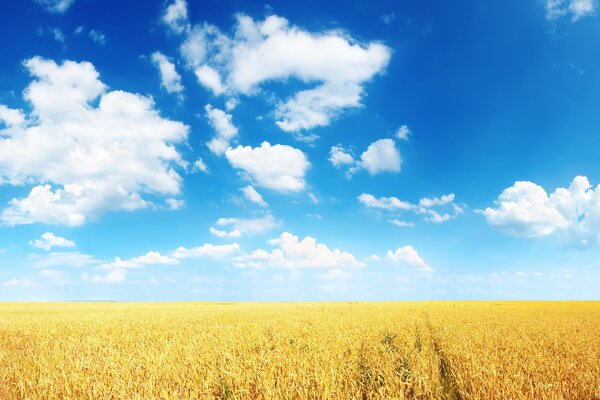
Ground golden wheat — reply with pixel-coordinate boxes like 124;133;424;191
0;302;598;399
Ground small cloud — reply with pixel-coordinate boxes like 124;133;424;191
30;232;76;251
241;185;268;207
395;125;411;141
88;29;107;46
379;12;396;24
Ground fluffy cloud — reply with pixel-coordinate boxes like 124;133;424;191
177;13;390;132
358;193;413;211
100;251;178;270
195;65;225;95
332;139;401;177
205;104;238;155
151;51;184;94
482;176;600;241
358;139;401;175
544;0;596;21
385;246;433;273
210;215;279;238
358;192;464;225
29;232;75;251
225;142;309;192
172;243;240;259
241;185;268;207
0;57;188;226
235;232;364;269
395;125;410;141
33;0;75;13
161;0;190;34
328;145;355;168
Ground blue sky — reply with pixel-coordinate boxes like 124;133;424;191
1;0;599;301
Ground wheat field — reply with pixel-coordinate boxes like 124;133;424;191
0;302;598;399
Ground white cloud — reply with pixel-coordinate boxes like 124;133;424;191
195;65;225;95
359;192;464;225
236;232;364;269
483;176;600;240
385;246;433;273
88;268;127;284
357;193;413;211
2;278;35;287
151;51;184;94
205;104;238;155
334;138;402;177
40;269;63;278
395;125;410;140
100;251;178;270
0;105;25;127
172;243;240;259
162;0;190;34
30;232;75;251
328;145;355;168
165;198;185;210
241;185;268;207
192;158;209;173
225;142;309;192
544;0;596;21
179;14;390;132
388;219;415;228
0;57;189;226
358;138;401;175
88;29;106;46
29;251;100;269
210;215;280;238
33;0;75;13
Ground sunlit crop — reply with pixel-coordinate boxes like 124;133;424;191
1;302;598;399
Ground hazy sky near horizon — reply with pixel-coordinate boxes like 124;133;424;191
1;0;599;301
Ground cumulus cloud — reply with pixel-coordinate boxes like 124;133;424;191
210;214;280;238
205;104;238;155
177;13;390;132
33;0;75;13
544;0;596;21
151;51;184;94
241;185;268;207
235;232;364;269
358;192;464;225
385;245;433;273
358;139;401;175
328;145;355;168
395;125;410;140
482;176;600;242
333;139;401;177
30;232;75;251
225;142;309;192
0;57;188;226
162;0;190;34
